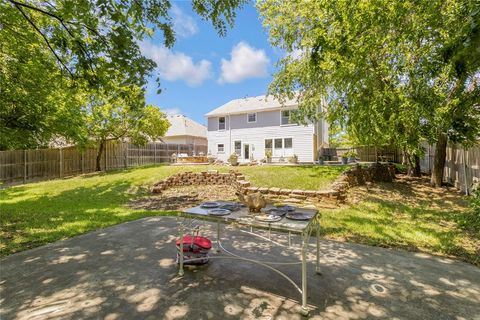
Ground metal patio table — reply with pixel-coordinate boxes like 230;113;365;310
178;202;321;315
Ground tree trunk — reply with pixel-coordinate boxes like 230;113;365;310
430;132;448;187
95;140;105;172
406;152;421;177
406;151;414;176
414;154;421;177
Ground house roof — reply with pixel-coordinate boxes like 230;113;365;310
165;115;207;138
205;94;299;117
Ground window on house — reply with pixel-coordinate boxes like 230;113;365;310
274;138;282;149
217;144;225;153
284;138;293;149
247;113;257;123
234;141;241;156
281;110;297;125
218;117;226;130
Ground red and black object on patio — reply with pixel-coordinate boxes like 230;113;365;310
176;234;212;265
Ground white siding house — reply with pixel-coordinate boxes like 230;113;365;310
206;95;328;163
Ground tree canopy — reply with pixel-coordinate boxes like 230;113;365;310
258;0;480;185
0;0;246;150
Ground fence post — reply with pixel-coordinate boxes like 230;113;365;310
124;143;128;168
23;150;27;184
59;148;64;178
154;143;157;164
81;151;84;174
104;142;108;171
463;147;469;195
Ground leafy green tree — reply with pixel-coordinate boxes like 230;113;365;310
80;85;170;171
0;4;83;149
258;0;480;185
0;0;246;150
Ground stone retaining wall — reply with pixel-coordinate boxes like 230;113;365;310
152;163;396;205
152;170;251;193
331;163;397;195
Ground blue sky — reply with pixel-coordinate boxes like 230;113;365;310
142;1;281;125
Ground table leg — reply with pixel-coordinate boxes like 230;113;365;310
316;222;321;275
216;221;221;253
178;224;184;277
301;231;309;316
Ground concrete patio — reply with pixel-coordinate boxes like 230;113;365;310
1;216;479;320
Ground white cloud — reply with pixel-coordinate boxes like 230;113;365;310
140;41;212;86
219;42;270;83
163;108;181;116
171;4;198;38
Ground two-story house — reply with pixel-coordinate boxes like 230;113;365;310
206;94;328;163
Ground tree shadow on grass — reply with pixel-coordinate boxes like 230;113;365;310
0;180;174;256
321;182;479;266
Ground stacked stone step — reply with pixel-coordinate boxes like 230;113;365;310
242;186;341;204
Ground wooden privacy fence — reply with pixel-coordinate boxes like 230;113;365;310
321;145;402;162
322;143;479;193
0;141;207;185
419;142;479;193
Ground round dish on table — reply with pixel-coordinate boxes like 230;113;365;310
207;208;231;216
200;201;221;209
285;212;314;221
264;208;288;217
219;203;241;211
255;214;282;222
275;205;296;212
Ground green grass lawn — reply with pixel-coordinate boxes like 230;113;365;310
0;164;345;256
320;177;479;266
1;164;477;266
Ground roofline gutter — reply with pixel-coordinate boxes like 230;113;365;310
203;104;299;118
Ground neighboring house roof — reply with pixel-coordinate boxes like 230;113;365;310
205;94;299;117
165;115;207;138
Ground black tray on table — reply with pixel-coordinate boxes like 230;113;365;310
200;201;221;209
275;205;296;212
219;203;242;211
264;208;288;217
285;212;315;221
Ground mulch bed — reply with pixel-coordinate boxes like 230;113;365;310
128;185;238;211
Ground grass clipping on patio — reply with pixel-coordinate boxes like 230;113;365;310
320;175;479;266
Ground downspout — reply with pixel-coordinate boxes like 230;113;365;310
229;115;232;157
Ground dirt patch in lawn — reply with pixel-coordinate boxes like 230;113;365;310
345;174;470;210
324;174;479;265
129;185;239;211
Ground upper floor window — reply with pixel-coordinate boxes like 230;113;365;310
281;110;297;125
218;116;226;130
247;113;257;123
